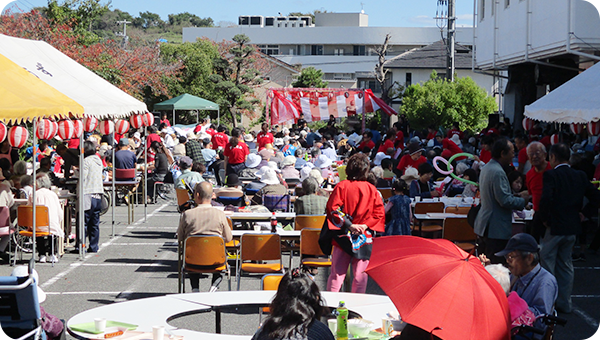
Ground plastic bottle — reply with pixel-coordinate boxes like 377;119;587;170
336;301;348;340
270;212;277;233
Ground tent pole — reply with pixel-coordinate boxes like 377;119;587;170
196;110;199;125
144;126;147;222
217;109;220;126
78;127;85;259
111;122;116;237
173;109;175;126
32;119;37;268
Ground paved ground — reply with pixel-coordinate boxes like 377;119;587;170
2;199;599;339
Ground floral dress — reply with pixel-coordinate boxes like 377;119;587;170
385;194;412;235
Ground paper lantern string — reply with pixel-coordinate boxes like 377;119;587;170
433;153;479;186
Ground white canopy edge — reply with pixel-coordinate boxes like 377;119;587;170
524;62;600;124
0;34;147;119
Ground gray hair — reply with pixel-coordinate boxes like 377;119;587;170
520;250;540;266
310;147;321;158
526;141;546;155
20;174;32;187
485;264;511;295
302;177;319;195
455;162;469;176
35;173;52;189
372;166;384;179
13;160;27;176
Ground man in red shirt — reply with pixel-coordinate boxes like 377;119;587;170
396;142;427;174
525;141;551;240
446;122;464;140
211;126;229;150
256;123;274;150
358;131;375;151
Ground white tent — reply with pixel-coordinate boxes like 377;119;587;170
0;34;147;119
524;62;600;123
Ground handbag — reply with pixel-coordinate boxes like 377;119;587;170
467;204;481;228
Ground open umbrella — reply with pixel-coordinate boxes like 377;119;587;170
365;236;510;340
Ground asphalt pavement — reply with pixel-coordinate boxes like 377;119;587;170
1;198;599;340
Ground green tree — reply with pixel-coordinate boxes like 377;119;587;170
132;11;163;29
292;66;328;88
43;0;110;44
287;9;327;23
402;71;497;132
210;34;262;128
168;12;213;27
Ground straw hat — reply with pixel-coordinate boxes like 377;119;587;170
245;153;261;168
244;134;254;143
11;266;45;303
281;155;297;168
401;166;420;182
255;166;280;185
314;155;332;169
186;131;198;140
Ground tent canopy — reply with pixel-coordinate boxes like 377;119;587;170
0;34;147;121
524;62;600;124
154;94;219;111
0;53;83;123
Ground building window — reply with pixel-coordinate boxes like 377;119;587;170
505;0;510;7
334;48;344;56
353;45;366;56
405;73;412;87
258;45;279;55
333;73;352;80
311;45;323;55
480;0;485;21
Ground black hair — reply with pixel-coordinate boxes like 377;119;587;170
150;141;163;153
507;170;523;187
463;168;478;183
346;153;370;181
491;138;512;160
481;134;495;146
83;140;96;157
230;128;241;147
363;131;373;139
418;162;433;175
217;125;226;133
392;180;409;195
549;143;570;164
261;270;325;339
192;162;206;174
178;136;187;144
40;156;52;169
381;158;393;170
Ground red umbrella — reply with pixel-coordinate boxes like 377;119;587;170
365;236;510;340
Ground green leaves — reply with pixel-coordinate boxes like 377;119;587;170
292;67;328;88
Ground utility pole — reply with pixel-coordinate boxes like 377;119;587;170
115;20;131;48
447;0;456;81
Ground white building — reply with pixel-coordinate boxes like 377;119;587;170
183;12;474;91
473;0;600;129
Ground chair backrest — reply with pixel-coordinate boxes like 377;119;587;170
115;168;136;180
445;206;471;215
217;196;243;207
176;188;192;207
378;188;393;200
0;206;9;228
294;215;327;231
414;202;445;214
263;195;290;212
261;273;284;291
17;206;49;228
240;233;281;262
0;275;42;337
245;188;259;196
300;228;327;257
218;169;226;186
442;217;476;242
284;178;301;188
184;235;227;268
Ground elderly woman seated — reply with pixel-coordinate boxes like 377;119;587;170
29;173;64;263
251;167;287;206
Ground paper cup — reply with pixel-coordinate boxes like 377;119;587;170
152;326;165;340
327;319;337;334
253;224;261;232
94;318;106;332
415;196;421;202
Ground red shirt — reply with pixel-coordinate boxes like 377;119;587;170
326;180;385;233
194;124;203;133
539;136;551;149
205;128;216;136
487;128;499;135
518;147;528;166
447;128;464;140
427;131;437;140
378;139;395;153
358;140;375;151
159;119;171;127
396;154;427;173
480;149;492;163
211;132;229;150
257;132;274;149
395;130;404;143
224;142;249;164
67;138;80;149
526;162;551;211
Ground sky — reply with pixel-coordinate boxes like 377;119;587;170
4;0;476;28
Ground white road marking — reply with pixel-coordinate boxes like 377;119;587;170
573;305;599;330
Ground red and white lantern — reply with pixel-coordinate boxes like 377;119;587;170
142;112;154;127
550;134;559;145
8;126;28;148
57;120;74;140
570;123;584;135
71;119;83;138
99;120;114;135
36;119;56;140
83;117;98;133
129;114;144;129
0;122;7;143
49;121;58;139
522;117;534;131
115;119;130;135
588;121;600;136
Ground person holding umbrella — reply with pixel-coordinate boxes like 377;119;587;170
321;153;385;293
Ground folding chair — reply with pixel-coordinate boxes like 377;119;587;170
259;273;285;323
216;196;243;207
284;178;301;188
442;217;477;253
378;188;393;201
263;195;290;212
179;235;231;293
225;218;240;261
15;206;54;266
412;202;444;237
0;267;45;339
444;206;471;215
237;233;283;290
294;215;327;231
176;188;195;213
114;168;136;181
300;228;331;271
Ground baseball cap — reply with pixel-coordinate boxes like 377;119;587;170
118;138;129;147
495;233;540;257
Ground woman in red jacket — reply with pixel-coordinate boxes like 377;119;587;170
324;153;385;293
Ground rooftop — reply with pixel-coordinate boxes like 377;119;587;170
384;40;473;69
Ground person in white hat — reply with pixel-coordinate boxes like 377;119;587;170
314;154;333;182
238;153;262;179
280;155;299;179
244;133;256;150
373;152;391;167
251;167;287;205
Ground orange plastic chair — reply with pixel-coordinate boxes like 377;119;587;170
16;206;52;265
442;217;477;253
179;235;231;293
237;233;283;290
445;206;471;215
259;273;285;322
225;218;240;252
176;188;195;213
300;228;331;270
294;215;326;231
378;188;393;200
412;202;445;236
